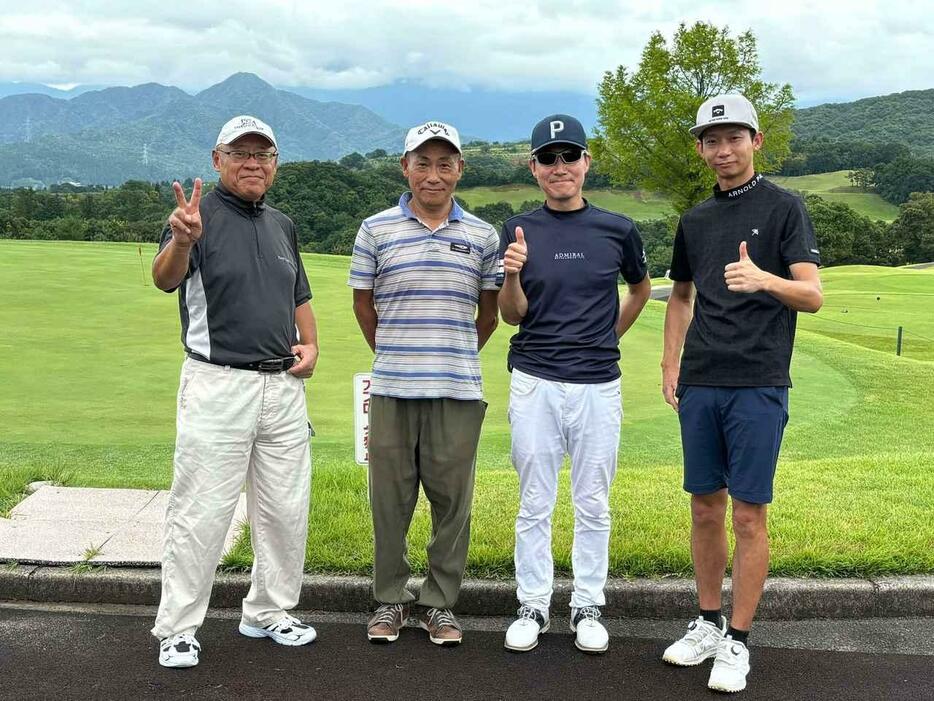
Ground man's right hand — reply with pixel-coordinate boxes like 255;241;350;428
503;226;527;276
168;179;203;247
661;363;680;412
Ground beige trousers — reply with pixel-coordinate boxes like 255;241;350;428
151;357;312;640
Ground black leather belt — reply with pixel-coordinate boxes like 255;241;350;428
188;354;296;373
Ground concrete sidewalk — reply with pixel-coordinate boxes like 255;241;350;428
1;485;932;620
0;484;246;566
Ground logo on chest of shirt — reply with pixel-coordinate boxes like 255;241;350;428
277;254;297;272
751;229;759;236
555;251;586;261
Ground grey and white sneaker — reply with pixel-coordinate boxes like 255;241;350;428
662;615;727;666
708;635;751;693
570;606;608;654
504;605;549;652
158;632;201;668
239;614;317;646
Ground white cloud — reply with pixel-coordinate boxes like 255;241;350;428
0;0;930;103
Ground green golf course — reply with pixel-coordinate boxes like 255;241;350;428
1;241;931;577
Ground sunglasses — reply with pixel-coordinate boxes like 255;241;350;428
532;148;587;166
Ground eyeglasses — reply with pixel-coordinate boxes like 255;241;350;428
217;149;278;163
532;148;587;166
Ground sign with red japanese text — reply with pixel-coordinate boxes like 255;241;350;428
353;373;371;465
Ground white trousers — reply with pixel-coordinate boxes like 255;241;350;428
151;357;312;640
509;369;622;612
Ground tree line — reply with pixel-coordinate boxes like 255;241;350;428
2;160;931;274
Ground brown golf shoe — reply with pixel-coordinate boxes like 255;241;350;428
366;603;409;643
416;607;463;646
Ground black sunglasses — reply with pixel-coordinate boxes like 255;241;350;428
532;148;587;166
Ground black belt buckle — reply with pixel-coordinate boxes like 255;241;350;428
257;357;294;373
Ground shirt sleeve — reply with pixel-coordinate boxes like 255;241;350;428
156;220;201;293
481;224;502;291
780;197;822;267
348;222;377;290
291;221;312;306
668;218;692;282
619;223;648;284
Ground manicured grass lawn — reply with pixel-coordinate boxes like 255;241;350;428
460;170;901;222
799;265;934;361
2;242;932;577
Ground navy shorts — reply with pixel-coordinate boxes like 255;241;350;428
677;385;789;504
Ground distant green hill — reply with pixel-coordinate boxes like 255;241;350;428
793;89;934;157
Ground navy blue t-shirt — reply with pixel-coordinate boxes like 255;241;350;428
499;202;648;383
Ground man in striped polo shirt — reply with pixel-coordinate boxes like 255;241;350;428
349;121;500;646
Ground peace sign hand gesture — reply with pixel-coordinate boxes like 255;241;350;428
168;178;203;247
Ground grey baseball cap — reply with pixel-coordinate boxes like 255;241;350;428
690;94;759;138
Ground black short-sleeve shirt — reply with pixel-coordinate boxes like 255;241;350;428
669;174;821;387
157;184;312;366
500;202;648;383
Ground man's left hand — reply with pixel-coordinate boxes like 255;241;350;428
724;241;772;293
289;343;319;378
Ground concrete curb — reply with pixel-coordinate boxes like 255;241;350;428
2;566;932;619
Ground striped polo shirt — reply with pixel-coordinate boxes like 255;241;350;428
348;193;500;400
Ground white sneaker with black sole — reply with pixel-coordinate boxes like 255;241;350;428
708;635;750;693
662;615;727;666
239;614;317;646
158;633;201;668
570;606;608;654
504;605;549;652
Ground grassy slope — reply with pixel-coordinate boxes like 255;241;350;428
460;170;900;222
1;242;932;576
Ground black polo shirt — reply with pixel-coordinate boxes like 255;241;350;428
669;173;821;387
158;183;312;366
500;201;648;383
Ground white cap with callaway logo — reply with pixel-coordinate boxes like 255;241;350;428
690;94;759;138
216;115;278;148
404;121;462;155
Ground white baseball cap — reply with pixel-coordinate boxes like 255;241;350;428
404;121;462;155
690;94;759;138
216;115;278;149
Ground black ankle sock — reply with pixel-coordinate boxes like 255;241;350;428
726;626;749;645
700;609;721;626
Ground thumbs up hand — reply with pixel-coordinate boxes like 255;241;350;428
724;241;769;293
504;226;528;276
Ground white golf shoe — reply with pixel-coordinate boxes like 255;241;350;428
662;615;727;666
708;635;751;693
504;605;549;652
570;606;608;654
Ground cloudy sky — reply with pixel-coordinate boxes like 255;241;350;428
1;0;931;105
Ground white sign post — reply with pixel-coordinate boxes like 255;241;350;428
353;373;371;465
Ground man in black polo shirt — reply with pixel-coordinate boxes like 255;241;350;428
498;114;651;654
150;115;319;668
660;94;823;693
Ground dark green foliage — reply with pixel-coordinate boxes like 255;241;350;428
472;201;514;231
872;156;934;204
803;194;894;266
792;89;934;157
781;139;909;176
888;193;934;264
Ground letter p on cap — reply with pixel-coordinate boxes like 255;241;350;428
549;120;565;140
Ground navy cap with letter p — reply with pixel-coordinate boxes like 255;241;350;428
530;114;588;154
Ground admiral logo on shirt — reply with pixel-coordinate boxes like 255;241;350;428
555;252;585;261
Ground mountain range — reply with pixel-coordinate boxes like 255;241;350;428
2;73;932;187
0;73;404;186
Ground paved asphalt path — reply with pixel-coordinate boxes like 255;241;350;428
1;605;931;700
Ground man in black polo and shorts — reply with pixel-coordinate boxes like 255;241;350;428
660;94;823;693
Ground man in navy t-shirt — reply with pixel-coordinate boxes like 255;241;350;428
498;114;651;654
660;94;823;693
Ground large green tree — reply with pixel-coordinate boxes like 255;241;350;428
592;22;795;213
